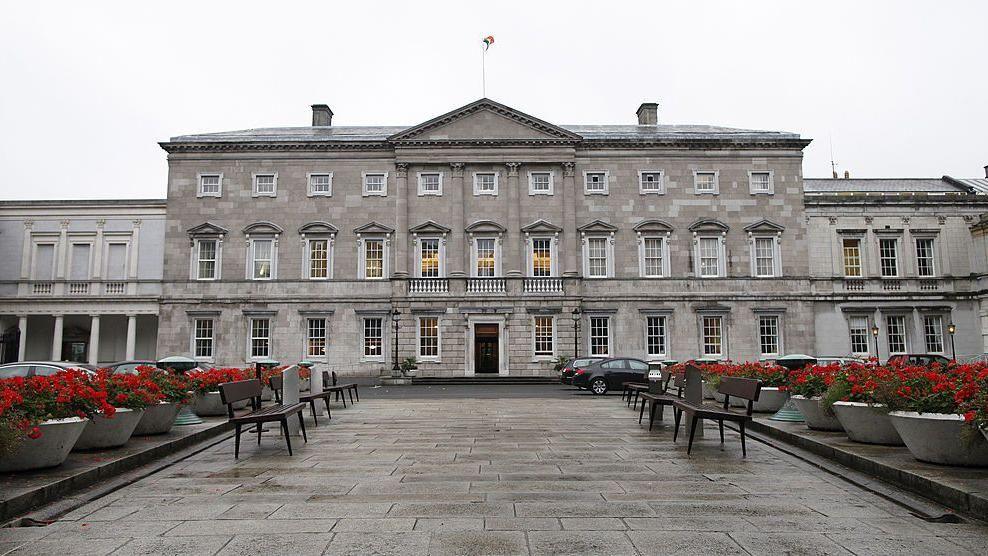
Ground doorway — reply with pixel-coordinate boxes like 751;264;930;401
474;323;499;373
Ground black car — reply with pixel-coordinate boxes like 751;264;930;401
105;360;158;374
571;357;650;395
887;354;951;367
560;356;605;385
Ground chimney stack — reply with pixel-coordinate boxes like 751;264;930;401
844;170;850;179
311;104;333;126
636;102;659;125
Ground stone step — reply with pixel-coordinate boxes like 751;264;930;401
411;375;560;385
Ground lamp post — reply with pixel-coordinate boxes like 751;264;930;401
572;307;581;358
947;322;956;361
392;308;402;371
871;324;880;361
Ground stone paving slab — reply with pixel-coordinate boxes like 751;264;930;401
1;390;987;554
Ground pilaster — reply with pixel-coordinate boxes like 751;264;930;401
449;163;466;277
505;162;522;277
562;162;578;276
394;163;409;278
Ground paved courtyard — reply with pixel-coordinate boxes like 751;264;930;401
3;386;988;555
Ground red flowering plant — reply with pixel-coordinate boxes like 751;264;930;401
92;369;161;411
258;366;288;388
700;361;788;389
135;366;192;405
186;367;250;394
783;363;841;398
298;366;311;380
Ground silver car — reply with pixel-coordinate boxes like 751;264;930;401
0;361;97;379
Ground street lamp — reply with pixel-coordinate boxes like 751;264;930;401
871;324;880;360
947;322;956;361
392;308;402;371
572;307;582;358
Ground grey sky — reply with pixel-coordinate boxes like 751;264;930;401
1;0;985;200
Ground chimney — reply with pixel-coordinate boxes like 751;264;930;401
636;102;659;125
311;104;333;126
984;164;987;179
844;170;850;179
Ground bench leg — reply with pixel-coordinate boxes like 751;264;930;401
341;392;347;408
740;420;747;458
297;412;308;443
719;420;725;444
639;399;647;423
687;415;699;456
354;386;359;402
281;419;293;456
234;424;242;459
633;391;640;409
309;400;318;426
257;423;263;445
649;402;659;431
324;397;332;419
349;388;354;404
673;408;682;441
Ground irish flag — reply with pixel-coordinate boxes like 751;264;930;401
482;35;494;51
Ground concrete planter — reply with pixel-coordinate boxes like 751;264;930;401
300;377;310;392
260;386;274;401
73;408;144;450
792;395;844;431
702;382;716;400
716;386;785;412
132;402;181;435
889;412;988;467
832;401;903;445
0;417;88;472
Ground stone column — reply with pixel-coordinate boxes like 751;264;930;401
93;219;105;279
88;315;101;366
393;163;409;278
129;219;142;279
51;314;64;360
126;315;137;360
20;221;33;280
562;162;579;277
17;316;27;360
449;163;466;277
56;220;69;279
505;163;522;277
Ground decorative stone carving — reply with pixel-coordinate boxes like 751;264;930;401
505;162;521;177
562;162;575;177
450;162;464;178
395;163;408;178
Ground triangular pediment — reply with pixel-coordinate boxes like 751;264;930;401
743;219;785;233
465;220;506;234
187;222;228;236
521;219;563;234
577;219;618;234
409;220;451;235
633;219;674;234
298;221;339;235
389;98;582;144
353;221;395;235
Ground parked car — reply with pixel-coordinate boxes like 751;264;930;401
887;354;951;367
571;357;650;395
560;356;605;385
815;356;867;366
105;360;158;374
0;361;97;379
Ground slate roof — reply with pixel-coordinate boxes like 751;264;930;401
803;178;985;195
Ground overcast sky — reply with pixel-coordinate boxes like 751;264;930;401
1;1;985;200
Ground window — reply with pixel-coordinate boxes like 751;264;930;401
419;238;440;278
843;238;862;278
307;239;329;279
253;174;277;197
363;172;387;196
586;238;608;278
531;238;552;277
363;239;384;279
308;173;332;196
698;237;721;277
584;171;608;194
106;243;128;280
249;318;270;359
32;243;56;280
589;316;610;356
534;316;554;356
754;237;776;277
694;171;718;194
923;315;944;354
639;171;664;194
473;172;498;195
642;238;665;277
749;171;773;194
250;239;274;280
307;318;327;357
193;319;213;360
886;315;907;354
646;315;667;357
198;173;221;197
476;238;496;277
196;240;218;280
418;172;442;196
849;316;870;355
702;316;723;357
759;315;780;357
879;238;899;277
363;318;383;358
915;238;935;277
529;172;553;195
69;243;92;280
419;317;439;358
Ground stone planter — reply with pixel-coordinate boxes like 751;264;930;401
192;391;247;416
132;402;181;435
300;377;310;392
702;381;716;400
889;412;988;467
0;417;88;472
260;386;274;401
792;395;844;431
831;401;903;445
73;408;145;450
715;387;786;412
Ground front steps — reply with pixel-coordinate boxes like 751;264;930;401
410;375;561;386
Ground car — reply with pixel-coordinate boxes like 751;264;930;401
560;356;605;385
0;361;97;379
105;360;158;374
571;357;650;395
887;354;951;367
815;356;867;366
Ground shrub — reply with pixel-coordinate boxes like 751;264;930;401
186;367;251;394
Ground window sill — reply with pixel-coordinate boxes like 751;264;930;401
749;191;774;195
251;193;277;198
196;193;222;198
362;191;387;197
529;191;553;196
307;192;332;197
584;191;609;195
694;191;719;195
474;191;498;196
639;190;665;196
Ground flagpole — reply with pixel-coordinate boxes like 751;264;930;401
482;43;486;97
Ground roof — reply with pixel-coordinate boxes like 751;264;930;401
803;178;986;195
0;199;166;207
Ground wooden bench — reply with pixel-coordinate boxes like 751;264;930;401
270;374;332;425
323;371;359;406
672;376;761;457
622;382;649;409
639;372;685;430
219;379;308;458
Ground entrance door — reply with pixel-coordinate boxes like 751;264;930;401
474;324;499;374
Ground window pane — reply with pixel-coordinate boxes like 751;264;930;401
363;318;382;357
476;173;496;192
255;174;275;193
365;240;383;278
923;315;944;354
34;244;55;280
842;238;862;277
695;172;716;192
309;240;328;278
916;238;935;277
646;316;666;357
421;173;440;192
250;318;270;357
751;172;770;192
879;239;898;277
531;173;550;192
589;317;609;356
420;239;440;277
307;318;327;357
476;238;495;277
586;173;606;192
252;240;272;279
534;316;553;355
197;240;217;279
365;174;384;193
532;238;552;277
759;316;779;356
849;316;870;354
200;175;220;193
641;172;662;192
886;315;907;354
587;238;607;277
699;238;720;277
310;174;331;193
194;319;213;358
702;316;723;356
644;238;663;276
419;317;439;357
755;237;775;277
